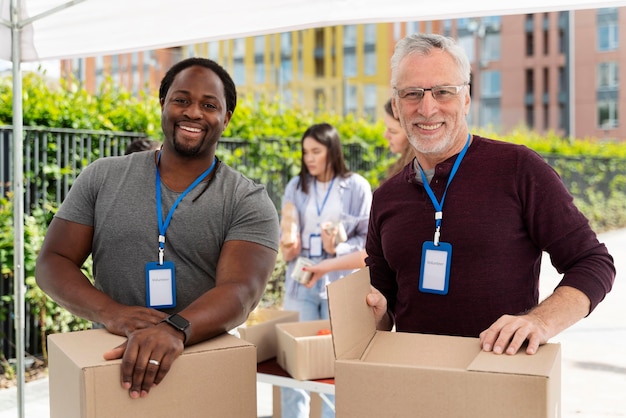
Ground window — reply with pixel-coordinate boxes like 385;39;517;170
597;62;619;89
597;8;619;51
280;32;292;53
255;59;265;84
443;20;452;37
482;33;501;62
233;38;245;59
558;103;567;130
525;69;534;94
208;42;220;61
558;67;566;92
343;54;357;78
363;24;377;44
526;105;535;128
363;84;377;119
598;100;618;129
343;25;357;47
393;22;402;41
254;36;265;55
344;83;357;115
526;32;534;56
481;71;501;98
233;59;245;85
458;36;475;63
480;101;501;129
280;59;293;84
596;60;619;129
364;50;376;76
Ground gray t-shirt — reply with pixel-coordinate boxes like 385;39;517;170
55;150;279;312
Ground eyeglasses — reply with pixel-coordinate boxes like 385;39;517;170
394;84;467;103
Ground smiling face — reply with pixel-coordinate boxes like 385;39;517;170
392;49;471;168
302;136;332;181
160;65;232;158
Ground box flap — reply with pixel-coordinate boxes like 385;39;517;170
48;329;126;369
467;342;561;377
327;268;376;361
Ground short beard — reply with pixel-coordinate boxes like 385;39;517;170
172;136;202;157
406;131;454;156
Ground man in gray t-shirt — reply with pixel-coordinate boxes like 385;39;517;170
35;57;279;399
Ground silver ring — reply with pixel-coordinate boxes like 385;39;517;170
148;359;160;366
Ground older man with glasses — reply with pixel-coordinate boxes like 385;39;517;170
365;33;615;356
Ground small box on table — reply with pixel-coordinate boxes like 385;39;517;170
236;308;299;362
275;319;335;381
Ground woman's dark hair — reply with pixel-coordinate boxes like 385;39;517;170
125;137;160;155
298;123;350;194
159;57;237;114
383;98;394;118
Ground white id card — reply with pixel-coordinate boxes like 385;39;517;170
309;234;323;257
419;241;452;295
145;261;176;308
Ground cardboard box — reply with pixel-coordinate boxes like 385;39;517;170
48;328;257;418
327;268;562;418
275;319;334;380
236;308;299;362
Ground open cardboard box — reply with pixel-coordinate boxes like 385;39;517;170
327;268;561;418
48;328;256;418
275;319;335;381
236;308;299;362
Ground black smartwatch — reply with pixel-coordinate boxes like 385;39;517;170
160;314;191;344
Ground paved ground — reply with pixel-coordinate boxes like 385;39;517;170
0;228;624;418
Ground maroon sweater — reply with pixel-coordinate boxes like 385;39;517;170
366;135;615;337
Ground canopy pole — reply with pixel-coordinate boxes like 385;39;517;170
10;0;26;417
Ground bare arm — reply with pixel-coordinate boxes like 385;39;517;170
479;285;590;355
35;217;165;332
304;250;367;288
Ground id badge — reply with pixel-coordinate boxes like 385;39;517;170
145;261;176;308
309;234;323;257
419;241;452;295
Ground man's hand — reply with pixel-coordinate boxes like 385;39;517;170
103;322;185;398
479;313;549;355
480;286;590;355
100;305;167;337
365;286;393;331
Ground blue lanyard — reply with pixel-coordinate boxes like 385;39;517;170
313;176;335;217
155;152;217;264
417;133;471;246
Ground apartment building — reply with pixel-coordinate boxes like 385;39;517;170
60;7;625;141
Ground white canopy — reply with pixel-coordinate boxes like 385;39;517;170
3;0;626;62
2;1;626;417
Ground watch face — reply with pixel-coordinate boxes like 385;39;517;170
168;314;189;329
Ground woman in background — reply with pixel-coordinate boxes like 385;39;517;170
382;98;414;179
279;122;372;418
304;99;414;281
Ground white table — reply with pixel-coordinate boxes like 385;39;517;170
256;358;335;412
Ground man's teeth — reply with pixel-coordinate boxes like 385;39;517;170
180;126;201;132
417;123;442;131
